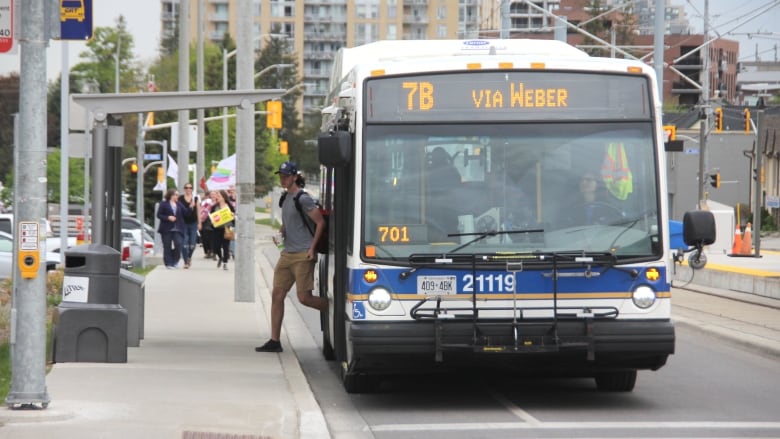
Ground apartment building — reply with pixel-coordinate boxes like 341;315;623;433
161;0;482;116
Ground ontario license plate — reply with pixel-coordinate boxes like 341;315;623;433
417;275;456;295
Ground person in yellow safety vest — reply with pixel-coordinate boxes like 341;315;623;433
600;143;633;201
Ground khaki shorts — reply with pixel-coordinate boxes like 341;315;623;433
273;251;316;293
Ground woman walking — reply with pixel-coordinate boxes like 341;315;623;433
210;190;235;271
157;188;188;269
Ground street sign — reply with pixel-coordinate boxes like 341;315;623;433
0;0;15;54
144;153;161;161
60;0;92;41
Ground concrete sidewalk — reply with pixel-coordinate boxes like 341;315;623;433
0;223;329;439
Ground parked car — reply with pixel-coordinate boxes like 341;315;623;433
0;213;77;255
120;230;144;269
122;216;155;238
0;230;61;279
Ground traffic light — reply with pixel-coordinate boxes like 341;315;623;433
157;166;164;183
266;100;282;129
130;162;139;174
709;172;720;188
279;140;288;155
744;108;751;133
714;107;723;133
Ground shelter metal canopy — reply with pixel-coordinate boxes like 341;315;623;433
71;89;285;248
71;89;286;119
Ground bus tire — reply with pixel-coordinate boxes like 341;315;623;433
595;370;637;392
343;372;380;394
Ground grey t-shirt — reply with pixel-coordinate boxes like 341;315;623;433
281;190;317;253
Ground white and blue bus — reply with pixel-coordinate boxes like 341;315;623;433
316;39;714;393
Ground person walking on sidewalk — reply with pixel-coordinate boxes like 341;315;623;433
157;188;189;269
180;183;200;268
200;190;216;259
210;190;235;271
256;161;327;353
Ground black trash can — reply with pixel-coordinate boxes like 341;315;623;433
62;244;121;304
53;244;127;363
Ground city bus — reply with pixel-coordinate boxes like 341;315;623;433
316;39;714;393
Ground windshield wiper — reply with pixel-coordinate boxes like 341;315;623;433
447;228;544;254
537;250;638;278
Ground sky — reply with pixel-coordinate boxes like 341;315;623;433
683;0;779;63
0;0;777;81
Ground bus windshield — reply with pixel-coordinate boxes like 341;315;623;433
362;122;661;261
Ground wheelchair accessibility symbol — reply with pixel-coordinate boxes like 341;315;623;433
352;302;366;320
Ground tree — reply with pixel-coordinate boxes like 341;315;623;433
71;16;142;93
580;0;638;58
253;36;310;194
0;74;20;185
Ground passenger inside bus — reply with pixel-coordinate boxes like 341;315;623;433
425;146;462;241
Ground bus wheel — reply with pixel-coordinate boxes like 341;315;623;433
343;372;380;394
595;370;637;392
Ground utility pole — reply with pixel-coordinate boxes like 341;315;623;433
697;0;710;208
6;0;51;408
177;0;190;189
753;110;764;255
653;0;665;108
500;0;510;39
235;0;255;302
196;0;205;186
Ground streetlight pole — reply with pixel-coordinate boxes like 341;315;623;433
236;0;254;302
115;33;121;93
253;63;293;81
177;0;190;190
222;48;232;159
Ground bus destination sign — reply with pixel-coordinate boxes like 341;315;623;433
366;71;651;123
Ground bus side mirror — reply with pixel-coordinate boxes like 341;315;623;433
318;131;352;167
682;210;716;249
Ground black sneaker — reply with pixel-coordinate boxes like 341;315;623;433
255;339;283;353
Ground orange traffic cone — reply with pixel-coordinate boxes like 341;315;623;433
731;224;743;255
740;222;753;255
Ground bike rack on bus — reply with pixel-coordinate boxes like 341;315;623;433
409;253;620;362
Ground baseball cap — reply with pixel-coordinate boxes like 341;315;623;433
275;161;298;175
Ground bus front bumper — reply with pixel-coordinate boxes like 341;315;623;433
347;318;674;372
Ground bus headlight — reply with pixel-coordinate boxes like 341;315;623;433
632;285;656;309
367;287;393;311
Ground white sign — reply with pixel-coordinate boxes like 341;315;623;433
0;0;15;54
767;195;780;209
170;123;198;152
62;276;89;303
18;221;39;251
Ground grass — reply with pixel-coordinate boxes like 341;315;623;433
0;342;9;399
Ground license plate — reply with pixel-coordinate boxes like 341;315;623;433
417;275;456;295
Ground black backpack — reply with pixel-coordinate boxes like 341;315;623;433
279;191;329;254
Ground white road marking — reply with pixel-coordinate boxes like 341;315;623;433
488;389;542;426
369;421;780;432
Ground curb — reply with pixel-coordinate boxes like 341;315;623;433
254;231;331;439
